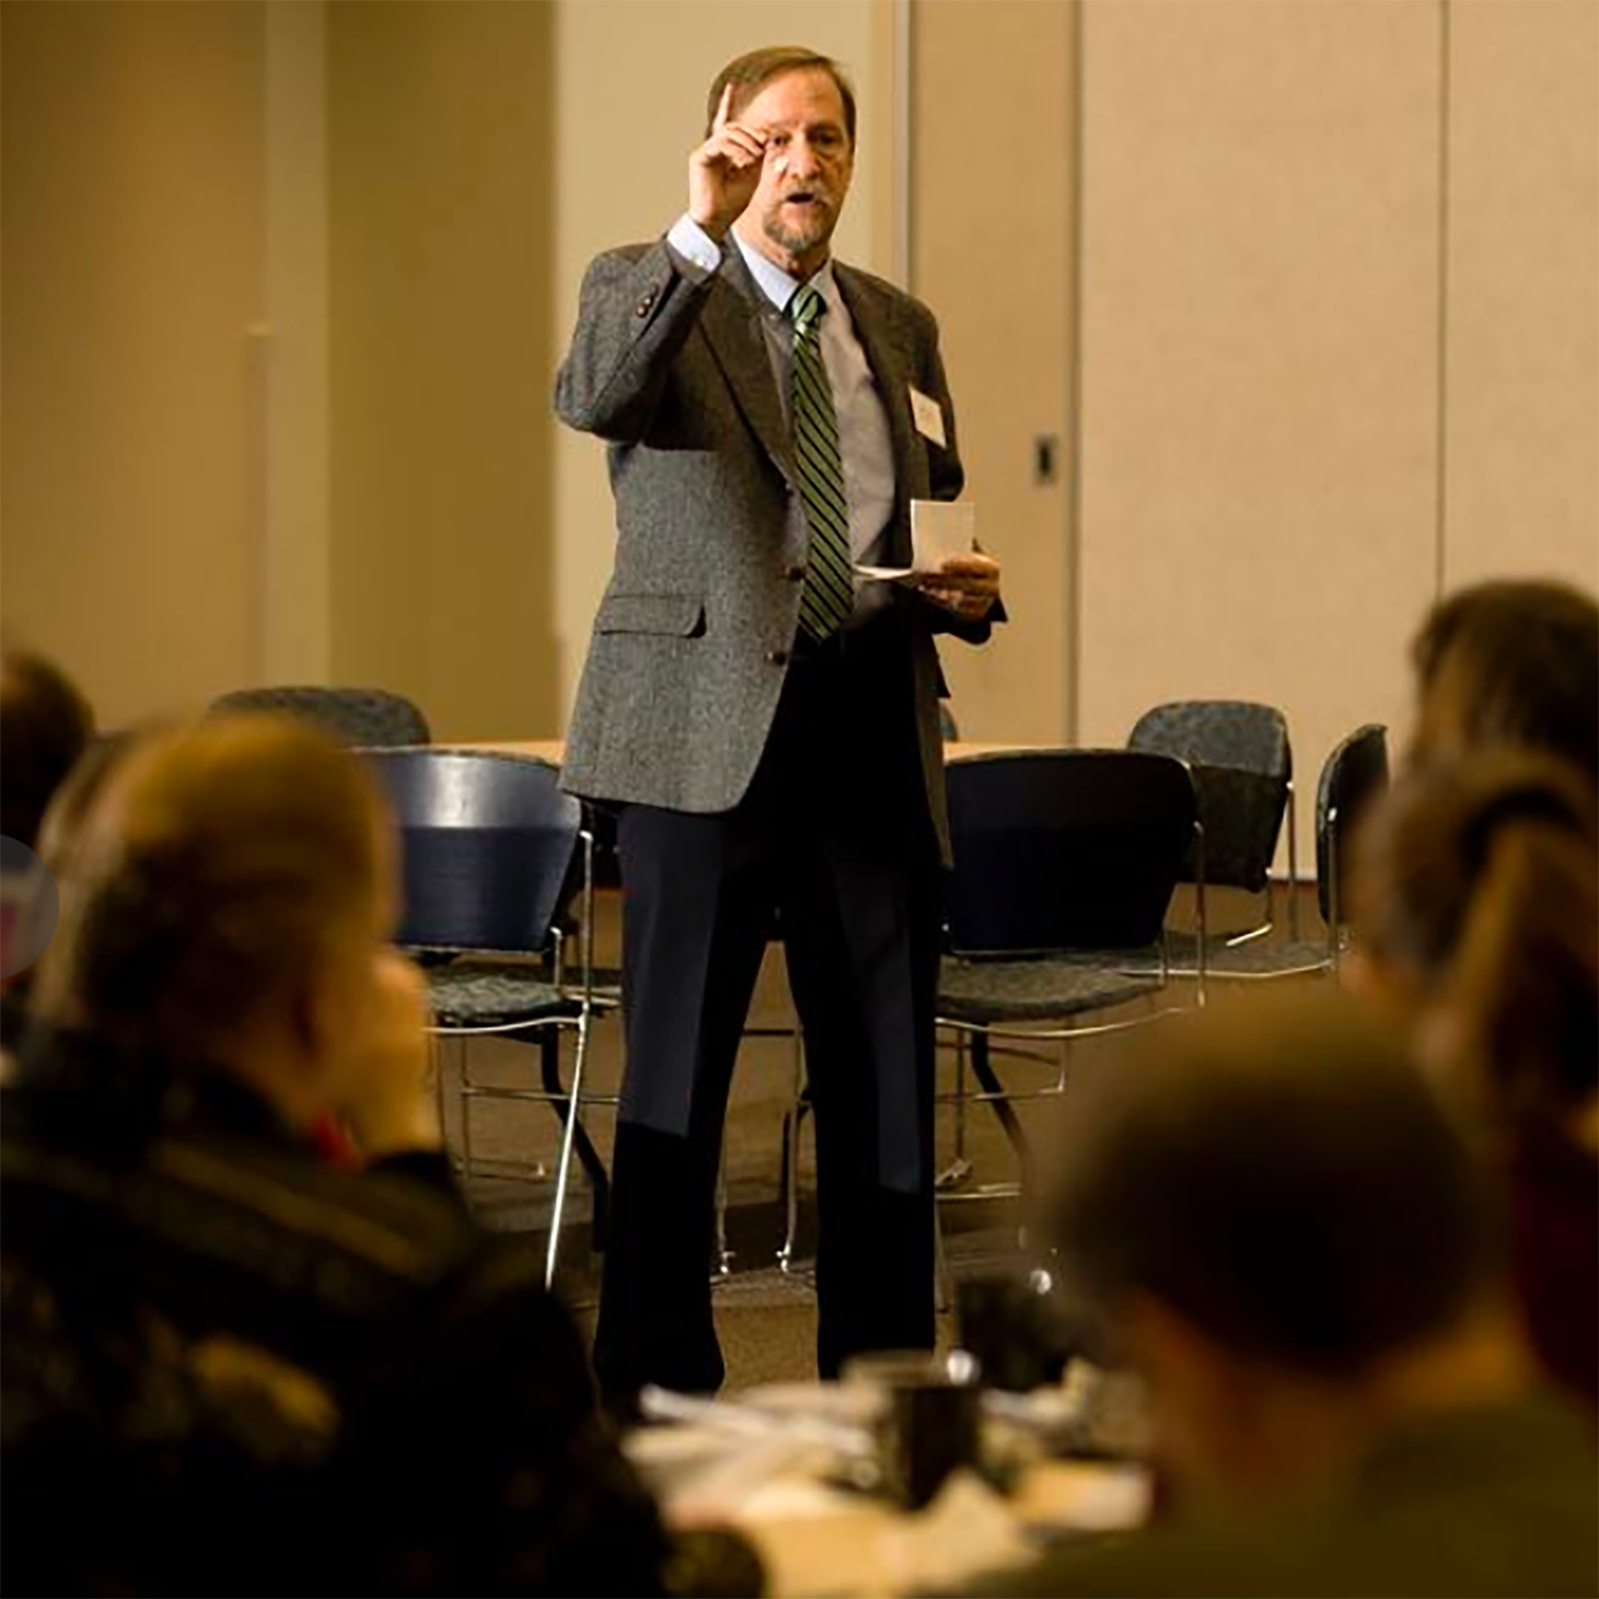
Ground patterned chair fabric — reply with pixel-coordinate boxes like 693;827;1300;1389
209;685;431;748
1128;700;1292;894
938;955;1158;1026
423;962;580;1031
1128;699;1291;777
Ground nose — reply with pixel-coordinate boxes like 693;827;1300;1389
785;134;823;178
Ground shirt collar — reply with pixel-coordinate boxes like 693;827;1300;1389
733;231;838;321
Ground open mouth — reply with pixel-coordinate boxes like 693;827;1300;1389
783;191;824;208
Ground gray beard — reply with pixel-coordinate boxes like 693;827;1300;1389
763;204;833;262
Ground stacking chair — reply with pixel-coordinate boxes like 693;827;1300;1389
1316;723;1390;969
1127;699;1299;970
364;749;606;1288
936;749;1205;1179
210;684;431;747
776;749;1203;1280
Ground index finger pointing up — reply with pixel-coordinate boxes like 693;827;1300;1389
714;81;734;132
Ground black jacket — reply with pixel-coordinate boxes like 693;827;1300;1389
1;1031;673;1597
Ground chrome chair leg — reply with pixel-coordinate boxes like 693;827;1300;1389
1326;804;1343;974
712;1137;734;1281
934;1201;953;1315
1286;778;1302;942
545;1013;591;1290
936;1035;974;1190
777;1029;807;1272
458;1036;475;1183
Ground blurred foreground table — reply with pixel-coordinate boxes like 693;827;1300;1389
625;1381;1150;1599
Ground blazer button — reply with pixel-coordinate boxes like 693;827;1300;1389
766;649;789;667
783;564;806;583
635;290;657;318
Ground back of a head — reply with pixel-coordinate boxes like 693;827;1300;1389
0;649;95;849
33;717;388;1068
1048;990;1493;1381
1410;580;1599;783
1352;750;1599;1133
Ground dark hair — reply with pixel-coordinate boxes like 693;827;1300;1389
1047;991;1493;1379
1;649;95;848
1353;750;1599;1132
1410;580;1599;783
706;46;856;144
35;718;389;1067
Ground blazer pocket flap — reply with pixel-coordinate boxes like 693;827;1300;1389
596;591;705;637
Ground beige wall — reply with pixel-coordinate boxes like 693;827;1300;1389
911;0;1077;743
550;0;897;718
263;0;332;687
1;0;267;724
1076;0;1444;852
328;0;560;739
1445;0;1599;592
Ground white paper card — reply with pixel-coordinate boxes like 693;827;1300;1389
908;385;948;447
855;499;978;581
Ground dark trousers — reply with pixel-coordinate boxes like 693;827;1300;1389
592;616;943;1402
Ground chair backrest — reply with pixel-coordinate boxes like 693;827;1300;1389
209;685;431;748
1127;699;1291;778
364;750;579;955
1315;723;1389;925
945;750;1198;956
1127;700;1291;893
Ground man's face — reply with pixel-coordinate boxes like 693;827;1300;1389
732;67;854;275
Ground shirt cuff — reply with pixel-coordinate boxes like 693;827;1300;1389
666;213;724;279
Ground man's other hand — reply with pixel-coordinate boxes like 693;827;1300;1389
914;551;1002;620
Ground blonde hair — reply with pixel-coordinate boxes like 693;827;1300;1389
35;717;389;1067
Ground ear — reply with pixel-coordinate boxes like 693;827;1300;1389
1123;1294;1260;1496
291;956;347;1080
1339;942;1416;1014
1125;1294;1232;1400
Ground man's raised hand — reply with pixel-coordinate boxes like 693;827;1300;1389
689;83;767;240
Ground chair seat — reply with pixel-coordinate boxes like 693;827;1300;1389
1117;930;1331;979
938;955;1162;1025
423;961;583;1030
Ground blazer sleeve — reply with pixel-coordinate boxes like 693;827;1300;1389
554;238;718;444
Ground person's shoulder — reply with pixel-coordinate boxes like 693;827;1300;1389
583;238;675;278
834;261;939;330
224;1134;491;1277
594;239;658;265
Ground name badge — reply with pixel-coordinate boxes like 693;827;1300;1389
908;385;947;448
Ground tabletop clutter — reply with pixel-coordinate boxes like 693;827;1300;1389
625;1270;1154;1597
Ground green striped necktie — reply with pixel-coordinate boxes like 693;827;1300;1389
790;283;854;641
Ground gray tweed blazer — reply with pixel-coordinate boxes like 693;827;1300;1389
554;235;996;861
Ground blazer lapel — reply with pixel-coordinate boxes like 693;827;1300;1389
700;249;795;487
835;267;924;567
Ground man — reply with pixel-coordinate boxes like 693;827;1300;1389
555;46;1002;1403
967;991;1599;1598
